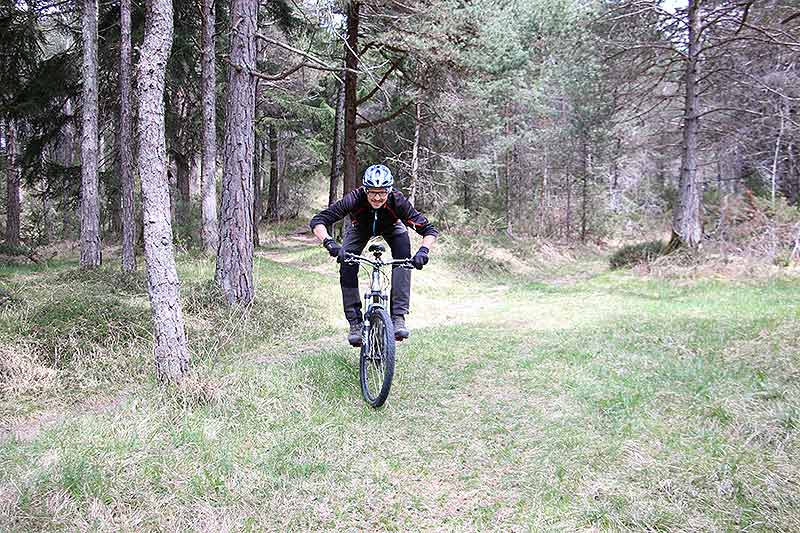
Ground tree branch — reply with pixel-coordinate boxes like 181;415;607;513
356;58;403;106
356;100;414;130
255;33;360;79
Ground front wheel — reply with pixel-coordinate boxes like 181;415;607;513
359;307;396;408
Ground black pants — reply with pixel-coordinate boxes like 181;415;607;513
340;222;411;322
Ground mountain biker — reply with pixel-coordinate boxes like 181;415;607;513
310;164;439;347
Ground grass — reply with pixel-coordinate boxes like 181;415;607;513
1;237;799;530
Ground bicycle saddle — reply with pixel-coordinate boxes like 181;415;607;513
368;244;385;254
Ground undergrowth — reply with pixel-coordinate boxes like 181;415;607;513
609;240;666;269
0;257;323;421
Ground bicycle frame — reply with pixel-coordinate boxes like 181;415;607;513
343;247;412;314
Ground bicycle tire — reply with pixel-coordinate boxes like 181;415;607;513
359;307;396;408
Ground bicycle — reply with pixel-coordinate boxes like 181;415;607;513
343;243;414;408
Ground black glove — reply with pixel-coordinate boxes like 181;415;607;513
323;238;341;258
411;246;429;270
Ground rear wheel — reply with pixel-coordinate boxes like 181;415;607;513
359;307;395;408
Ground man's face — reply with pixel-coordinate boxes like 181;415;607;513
366;188;389;208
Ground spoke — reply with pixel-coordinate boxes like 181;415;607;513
367;317;384;397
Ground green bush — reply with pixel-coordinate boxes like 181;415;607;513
0;241;33;257
609;240;665;269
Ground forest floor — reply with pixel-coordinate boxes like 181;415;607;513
1;230;799;531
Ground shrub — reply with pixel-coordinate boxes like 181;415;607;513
609;240;665;269
0;241;33;257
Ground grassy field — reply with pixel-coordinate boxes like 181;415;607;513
1;236;799;531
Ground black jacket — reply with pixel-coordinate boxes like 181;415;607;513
310;187;439;238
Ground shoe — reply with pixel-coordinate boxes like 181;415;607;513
392;315;409;341
347;320;363;347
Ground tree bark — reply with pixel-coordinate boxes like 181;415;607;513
5;121;20;246
580;136;588;243
460;128;469;210
200;0;219;254
669;0;703;250
59;100;77;239
120;0;136;272
566;173;572;238
80;0;102;267
609;137;621;213
253;133;262;246
343;1;360;194
215;0;257;305
174;150;192;231
266;124;279;219
538;147;548;235
409;101;421;206
328;75;345;206
137;0;190;381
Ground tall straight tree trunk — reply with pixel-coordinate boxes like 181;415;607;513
538;147;548;234
503;111;513;235
59;100;77;239
609;137;621;212
5;121;20;246
200;0;219;254
81;0;101;267
120;0;136;272
460;129;469;209
174;150;192;230
409;101;421;206
669;0;703;250
328;75;345;206
277;131;288;206
580;136;588;243
565;173;572;238
253;134;262;246
342;1;360;194
266;124;279;219
215;0;256;305
137;0;190;381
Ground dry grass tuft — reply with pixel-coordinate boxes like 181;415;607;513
0;342;58;397
169;374;226;409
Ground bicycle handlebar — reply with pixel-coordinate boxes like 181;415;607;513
343;253;414;269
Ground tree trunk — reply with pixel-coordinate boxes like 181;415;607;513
609;137;621;213
669;0;703;251
277;131;288;207
42;181;52;244
200;0;219;254
137;0;190;381
266;124;279;219
215;0;256;305
580;136;588;243
538;146;549;235
59;100;77;239
407;101;422;206
120;0;136;271
460;128;469;210
328;76;345;206
174;150;192;231
253;134;262;246
566;173;572;238
343;1;360;194
5;121;20;246
81;0;102;267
